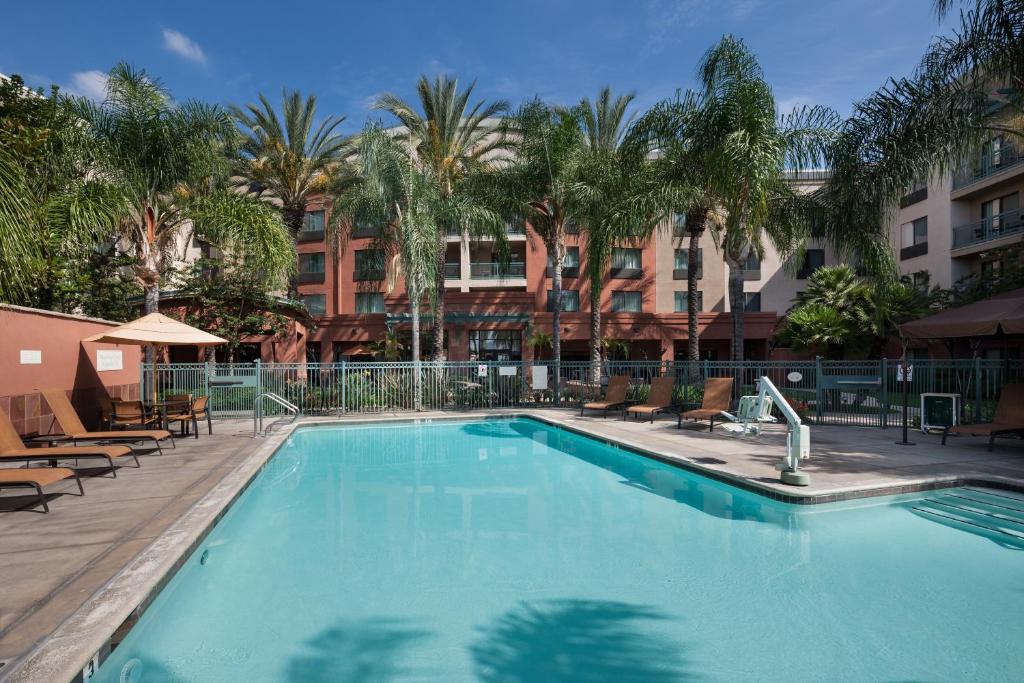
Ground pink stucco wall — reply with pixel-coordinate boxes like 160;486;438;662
0;305;142;435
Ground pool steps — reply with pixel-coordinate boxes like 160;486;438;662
912;488;1024;546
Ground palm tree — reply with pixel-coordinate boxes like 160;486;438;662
569;87;664;380
696;36;837;360
332;123;442;409
374;75;508;361
231;90;350;237
72;64;295;317
488;98;585;401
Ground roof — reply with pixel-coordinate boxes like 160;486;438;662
900;288;1024;339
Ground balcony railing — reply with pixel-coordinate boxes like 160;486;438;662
952;208;1024;249
469;262;526;279
296;229;325;242
953;144;1024;190
443;262;461;279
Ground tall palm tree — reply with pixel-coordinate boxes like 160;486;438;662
488;98;585;401
570;87;664;380
696;36;837;360
374;75;508;361
333;123;441;409
72;63;295;317
231;90;350;237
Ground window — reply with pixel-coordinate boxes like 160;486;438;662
301;210;325;234
611;290;642;312
742;253;761;280
673;248;702;279
674;291;703;312
355;292;385;313
352;219;379;239
744;292;762;312
547;247;580;277
547;289;580;312
565;219;580;234
354;249;384;281
468;330;522;361
305;342;321;363
797;249;825;278
298;252;326;283
982;192;1020;233
610;247;642;278
672;213;687;236
900;217;928;260
301;294;326;316
900;183;928;208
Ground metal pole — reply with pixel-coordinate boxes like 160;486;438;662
880;357;888;429
895;351;915;446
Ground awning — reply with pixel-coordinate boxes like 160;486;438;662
900;288;1024;339
344;345;373;356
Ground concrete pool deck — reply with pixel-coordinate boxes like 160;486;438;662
2;409;1023;681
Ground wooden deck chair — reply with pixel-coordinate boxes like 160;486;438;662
624;376;676;423
41;389;173;455
678;377;734;432
0;407;139;477
0;467;83;513
942;383;1024;451
580;376;631;417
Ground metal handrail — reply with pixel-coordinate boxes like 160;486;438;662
255;392;300;436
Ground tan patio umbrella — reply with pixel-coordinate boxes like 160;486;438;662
83;312;226;403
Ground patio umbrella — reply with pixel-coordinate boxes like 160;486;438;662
900;288;1024;339
82;312;226;403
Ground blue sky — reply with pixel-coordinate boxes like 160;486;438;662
1;1;957;132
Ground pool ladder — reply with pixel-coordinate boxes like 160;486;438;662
254;392;300;437
912;488;1024;549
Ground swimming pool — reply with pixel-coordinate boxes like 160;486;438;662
93;418;1024;682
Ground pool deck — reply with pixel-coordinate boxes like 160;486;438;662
2;409;1023;682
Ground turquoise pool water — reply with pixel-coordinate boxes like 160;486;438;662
94;418;1024;682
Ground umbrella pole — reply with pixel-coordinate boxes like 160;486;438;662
151;344;158;406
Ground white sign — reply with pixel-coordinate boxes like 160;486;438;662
19;350;41;365
498;365;517;376
897;364;914;382
786;371;803;383
477;364;488;377
531;365;549;391
96;349;124;371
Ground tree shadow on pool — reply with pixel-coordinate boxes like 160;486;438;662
285;617;433;683
470;599;698;682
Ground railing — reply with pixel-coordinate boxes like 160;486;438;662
951;208;1024;249
469;262;526;279
149;359;1023;428
953;144;1023;190
255;392;300;436
443;262;461;279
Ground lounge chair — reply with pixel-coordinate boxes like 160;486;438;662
941;383;1024;451
41;389;174;454
580;376;631;417
0;408;139;477
624;376;676;422
164;395;212;438
110;400;163;430
678;377;734;432
0;467;83;513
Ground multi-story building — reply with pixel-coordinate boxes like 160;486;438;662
294;172;840;363
892;132;1023;291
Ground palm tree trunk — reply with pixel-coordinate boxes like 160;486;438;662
431;231;447;362
143;283;159;365
589;282;602;384
726;256;745;361
282;204;306;238
411;295;422;411
551;236;564;403
686;210;707;381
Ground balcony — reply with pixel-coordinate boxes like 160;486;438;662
296;229;324;242
953;144;1024;191
672;267;702;281
443;262;461;279
546;265;580;278
609;267;642;280
351;225;380;239
297;271;325;284
952;208;1024;251
470;262;526;279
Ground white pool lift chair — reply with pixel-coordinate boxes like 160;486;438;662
719;394;776;436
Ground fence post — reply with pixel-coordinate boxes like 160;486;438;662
815;356;823;421
880;357;888;429
341;360;347;415
974;355;983;423
255;359;262;420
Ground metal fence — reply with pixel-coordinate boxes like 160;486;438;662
143;358;1023;427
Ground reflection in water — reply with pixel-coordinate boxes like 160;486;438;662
285;618;433;683
471;600;695;683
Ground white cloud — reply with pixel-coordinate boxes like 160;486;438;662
67;70;108;100
645;0;762;54
162;28;207;65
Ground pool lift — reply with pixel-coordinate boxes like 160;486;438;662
719;376;811;486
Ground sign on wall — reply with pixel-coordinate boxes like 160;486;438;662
96;349;124;372
19;350;41;365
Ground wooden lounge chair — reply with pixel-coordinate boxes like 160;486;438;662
678;377;734;432
580;376;631;417
0;467;83;513
624;376;676;422
41;389;174;454
0;408;139;477
941;383;1024;451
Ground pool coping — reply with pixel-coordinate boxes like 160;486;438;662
5;411;1024;683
